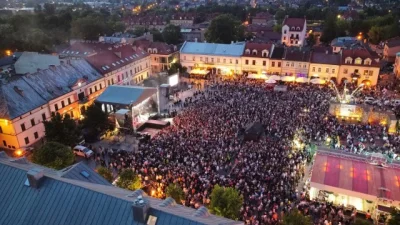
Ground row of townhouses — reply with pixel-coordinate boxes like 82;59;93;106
180;41;381;86
0;41;179;151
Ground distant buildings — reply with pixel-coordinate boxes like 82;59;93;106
383;37;400;62
395;53;400;78
170;13;195;26
251;12;273;26
281;16;307;47
331;37;360;53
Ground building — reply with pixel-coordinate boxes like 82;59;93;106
251;12;273;26
0;153;242;225
245;25;281;43
86;44;151;85
180;41;245;75
14;52;60;75
383;37;400;62
310;150;400;218
133;40;179;73
331;37;359;53
394;52;400;78
57;41;114;59
0;60;103;151
309;49;341;80
268;46;284;75
181;28;206;42
241;42;273;74
337;49;380;86
170;13;195;26
123;15;167;31
281;47;311;77
281;17;307;47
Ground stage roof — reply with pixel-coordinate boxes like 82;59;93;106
95;85;157;106
310;152;400;202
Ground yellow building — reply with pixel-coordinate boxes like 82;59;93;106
309;50;341;80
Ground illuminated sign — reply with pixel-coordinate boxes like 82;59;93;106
169;74;179;86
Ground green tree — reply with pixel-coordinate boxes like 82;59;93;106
283;209;312;225
71;16;106;40
168;62;185;75
368;26;385;44
306;33;316;46
209;185;243;220
32;142;75;170
97;166;113;183
129;26;146;37
82;104;110;140
388;207;400;225
150;28;164;42
273;24;282;33
43;3;56;15
116;169;142;191
205;14;245;44
162;24;182;45
165;183;185;204
44;113;79;147
320;13;338;43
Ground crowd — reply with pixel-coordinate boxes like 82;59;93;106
94;79;399;225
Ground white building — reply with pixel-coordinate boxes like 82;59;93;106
180;42;245;75
281;17;307;47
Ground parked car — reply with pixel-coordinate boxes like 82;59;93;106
364;97;375;104
73;145;94;158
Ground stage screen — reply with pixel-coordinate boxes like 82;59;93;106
339;104;356;117
169;74;179;86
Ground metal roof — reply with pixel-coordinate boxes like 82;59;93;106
60;162;112;186
95;85;157;106
0;157;242;225
180;42;245;57
14;52;61;75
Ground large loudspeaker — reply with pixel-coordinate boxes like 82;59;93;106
165;86;169;97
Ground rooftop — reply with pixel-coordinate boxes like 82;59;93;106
243;43;273;58
85;44;150;74
133;40;178;55
311;151;400;202
385;37;400;48
58;41;115;57
180;42;246;57
0;153;241;225
95;85;157;106
14;52;60;75
282;17;306;30
341;49;380;67
283;47;311;62
310;51;341;65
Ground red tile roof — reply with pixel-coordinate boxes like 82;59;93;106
58;42;114;57
85;44;150;74
133;40;178;55
341;49;380;67
243;43;273;58
283;17;306;30
385;37;400;48
310;51;341;65
283;48;311;62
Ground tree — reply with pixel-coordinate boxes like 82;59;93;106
320;13;338;43
129;26;146;37
368;26;385;44
168;62;185;75
306;33;316;47
97;166;113;183
150;28;164;42
116;169;142;191
43;3;56;15
283;209;312;225
162;24;182;45
44;113;79;147
388;207;400;225
82;104;110;141
71;16;106;40
273;24;282;33
209;185;243;220
165;183;185;204
205;14;245;44
32;142;75;170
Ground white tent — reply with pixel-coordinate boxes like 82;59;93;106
296;77;308;83
281;76;295;82
310;78;326;84
269;75;281;80
248;74;269;79
265;79;277;84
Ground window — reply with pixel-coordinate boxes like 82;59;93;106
284;30;287;34
291;62;294;67
61;101;65;108
130;70;133;75
295;41;298;44
326;68;329;73
312;67;315;72
211;58;214;63
31;119;35;126
2;140;6;147
278;62;281;67
192;56;195;61
355;57;362;65
252;60;256;65
283;37;286;40
364;70;368;75
286;62;290;67
304;64;307;68
183;56;186;60
272;62;275;67
369;71;373;76
345;57;353;64
223;59;226;63
24;137;29;145
217;58;220;63
95;86;98;92
332;69;335;74
200;57;203;61
263;61;266;66
54;104;59;111
42;113;46;121
318;68;321;73
0;126;2;133
34;132;39;139
21;123;26;132
230;59;232;64
68;98;71;105
343;69;348;74
252;50;257;55
205;57;208;62
236;60;238;64
245;60;249;65
100;83;102;89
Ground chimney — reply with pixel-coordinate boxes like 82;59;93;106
27;168;44;189
114;52;122;58
132;195;150;223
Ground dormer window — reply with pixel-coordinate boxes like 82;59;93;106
147;48;152;54
252;50;258;55
153;48;158;54
262;50;269;57
364;58;371;65
355;57;362;65
291;27;295;31
345;57;353;64
296;27;300;31
245;49;250;54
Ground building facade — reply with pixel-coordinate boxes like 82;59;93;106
383;37;400;62
170;13;195;26
309;50;341;80
241;43;273;74
394;52;400;78
281;17;307;47
281;48;311;76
